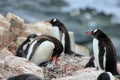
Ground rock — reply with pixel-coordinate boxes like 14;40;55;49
16;36;26;48
75;44;90;56
0;14;10;33
0;14;10;48
5;13;24;42
0;73;6;80
0;48;44;80
44;55;90;80
52;68;103;80
69;31;75;52
23;21;52;35
6;12;24;30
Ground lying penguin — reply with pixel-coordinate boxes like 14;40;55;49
16;35;63;67
85;29;119;76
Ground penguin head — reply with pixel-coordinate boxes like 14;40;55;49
50;18;61;26
97;72;114;80
86;29;106;39
27;34;38;42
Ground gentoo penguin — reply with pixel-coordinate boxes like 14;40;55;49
16;34;38;57
25;35;63;67
86;29;119;75
7;74;41;80
97;72;114;80
46;18;72;54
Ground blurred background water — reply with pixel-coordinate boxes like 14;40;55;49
0;0;120;61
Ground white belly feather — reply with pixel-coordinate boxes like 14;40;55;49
52;26;60;40
93;38;101;69
26;40;37;59
103;47;106;70
31;41;55;65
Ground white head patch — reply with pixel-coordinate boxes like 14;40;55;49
106;72;114;80
93;29;98;33
53;18;57;22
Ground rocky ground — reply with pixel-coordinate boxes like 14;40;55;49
0;13;119;80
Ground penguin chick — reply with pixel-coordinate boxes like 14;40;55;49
25;35;63;67
97;72;114;80
86;29;119;75
16;34;38;57
7;74;41;80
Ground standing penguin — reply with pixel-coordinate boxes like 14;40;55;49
97;72;114;80
86;29;119;75
46;18;72;54
16;34;38;57
24;35;63;67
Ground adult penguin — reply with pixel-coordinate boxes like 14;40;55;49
16;34;38;57
46;18;73;54
25;35;63;67
7;74;41;80
86;29;119;75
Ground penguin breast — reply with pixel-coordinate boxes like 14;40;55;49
30;41;55;65
93;38;101;69
52;26;60;40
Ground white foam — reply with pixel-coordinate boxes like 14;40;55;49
62;0;120;24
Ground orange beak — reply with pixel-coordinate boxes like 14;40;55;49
86;31;92;35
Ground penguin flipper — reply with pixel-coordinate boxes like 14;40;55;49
84;56;95;68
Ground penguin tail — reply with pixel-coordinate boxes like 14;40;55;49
84;56;95;68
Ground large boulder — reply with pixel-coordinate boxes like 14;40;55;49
23;21;52;35
6;12;24;30
0;48;44;80
51;68;103;80
0;14;10;33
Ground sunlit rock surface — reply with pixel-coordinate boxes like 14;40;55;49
0;48;44;80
